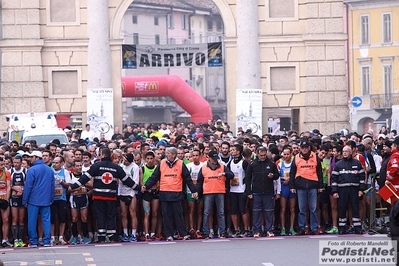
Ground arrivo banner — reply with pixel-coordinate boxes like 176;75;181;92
122;42;223;69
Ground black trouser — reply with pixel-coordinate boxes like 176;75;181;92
94;200;117;242
338;186;361;232
161;201;187;238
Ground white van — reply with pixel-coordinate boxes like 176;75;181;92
21;128;68;146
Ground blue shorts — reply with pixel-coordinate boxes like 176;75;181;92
281;183;296;199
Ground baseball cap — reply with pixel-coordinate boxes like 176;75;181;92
384;140;392;149
208;150;219;159
378;134;387;139
300;140;311;147
29;150;43;158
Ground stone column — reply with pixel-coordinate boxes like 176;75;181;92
235;0;263;135
87;0;112;88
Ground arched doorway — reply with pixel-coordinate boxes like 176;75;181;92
358;117;376;135
109;0;237;125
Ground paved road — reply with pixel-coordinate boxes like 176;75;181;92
0;234;393;266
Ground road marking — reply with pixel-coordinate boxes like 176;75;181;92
94;244;122;247
202;239;230;243
82;253;91;256
148;242;176;245
20;262;28;266
40;246;69;249
87;264;96;266
262;263;275;266
309;235;339;239
85;258;94;262
255;238;284;241
55;260;62;265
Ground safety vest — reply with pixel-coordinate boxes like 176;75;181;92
294;152;318;182
202;164;226;194
159;160;183;192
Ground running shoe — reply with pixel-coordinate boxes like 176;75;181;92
2;240;13;248
69;237;78;245
121;234;129;242
202;234;209;240
280;228;286;236
81;237;91;244
318;226;324;234
50;238;56;246
209;231;214;239
296;228;305;236
195;231;202;239
166;236;173;242
253;232;260;238
289;228;297;236
266;231;274;237
145;234;151;242
219;233;227;238
58;238;68;245
13;240;20;247
326;227;338;234
38;238;44;246
128;234;137;242
28;244;38;248
189;228;195;237
241;230;250;237
305;226;310;235
156;233;163;241
183;235;191;240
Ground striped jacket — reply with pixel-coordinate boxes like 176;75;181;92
331;156;366;194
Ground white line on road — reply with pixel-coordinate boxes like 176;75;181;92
309;235;339;239
148;242;176;245
40;246;69;249
202;239;230;243
255;238;284;241
94;244;122;247
85;258;94;261
20;262;27;266
262;263;275;266
55;260;62;265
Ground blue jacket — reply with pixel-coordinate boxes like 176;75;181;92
22;160;55;206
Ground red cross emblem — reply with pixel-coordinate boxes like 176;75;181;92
101;172;113;184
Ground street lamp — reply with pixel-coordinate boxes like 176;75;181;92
215;86;220;96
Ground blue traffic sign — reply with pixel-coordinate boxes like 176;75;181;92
352;96;363;108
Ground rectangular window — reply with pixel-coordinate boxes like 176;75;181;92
216;20;223;32
167;14;174;28
154;16;159;26
360;15;369;45
168;38;176;45
182;14;187;30
207;20;213;31
382;13;392;43
155;34;160;45
133;33;139;44
191;32;195;43
361;66;370;95
132;15;138;24
383;64;392;94
199;33;203;43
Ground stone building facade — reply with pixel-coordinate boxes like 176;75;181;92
0;0;350;134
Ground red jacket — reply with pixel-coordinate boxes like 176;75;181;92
387;149;399;188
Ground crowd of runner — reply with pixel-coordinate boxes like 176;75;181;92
0;120;396;247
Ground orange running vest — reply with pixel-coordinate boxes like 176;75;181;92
159;160;183;192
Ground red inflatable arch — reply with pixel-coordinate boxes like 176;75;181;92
121;75;213;124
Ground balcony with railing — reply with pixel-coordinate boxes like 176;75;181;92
370;94;399;109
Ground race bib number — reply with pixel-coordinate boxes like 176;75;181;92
54;184;63;199
230;173;239;186
0;192;7;200
73;186;86;196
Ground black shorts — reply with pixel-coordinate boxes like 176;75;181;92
230;192;246;215
118;195;133;206
320;187;330;205
70;195;88;210
142;190;159;202
51;200;67;224
10;197;23;208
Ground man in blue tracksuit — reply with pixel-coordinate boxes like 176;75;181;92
22;151;55;247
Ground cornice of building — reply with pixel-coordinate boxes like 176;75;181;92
343;0;399;10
